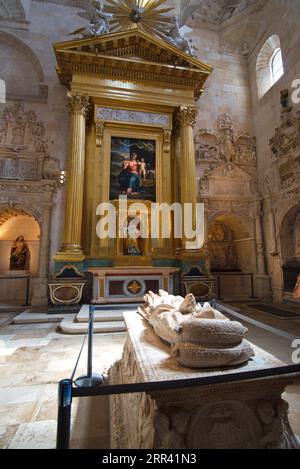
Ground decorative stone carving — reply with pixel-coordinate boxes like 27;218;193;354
0;102;48;153
195;129;219;162
269;100;300;159
95;106;170;128
195;114;257;168
235;133;257;164
0;102;60;182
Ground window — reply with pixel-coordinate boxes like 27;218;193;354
271;48;284;85
256;35;284;99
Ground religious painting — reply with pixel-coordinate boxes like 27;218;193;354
109;137;156;201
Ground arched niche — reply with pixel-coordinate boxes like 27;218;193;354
280;203;300;294
208;214;253;273
0;208;41;274
0;206;41;304
280;203;300;262
256;34;284;100
0;32;48;102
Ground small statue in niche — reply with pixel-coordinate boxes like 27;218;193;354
123;219;143;256
10;236;30;271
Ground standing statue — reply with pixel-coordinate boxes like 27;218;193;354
158;2;200;56
10;236;30;271
69;1;112;39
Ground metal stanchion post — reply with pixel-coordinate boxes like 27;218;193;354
75;305;105;388
56;379;72;449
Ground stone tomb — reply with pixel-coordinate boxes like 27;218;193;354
109;312;300;449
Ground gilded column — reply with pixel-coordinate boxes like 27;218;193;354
176;105;197;249
61;92;90;259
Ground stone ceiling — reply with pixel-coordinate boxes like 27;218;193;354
32;0;268;25
191;0;266;25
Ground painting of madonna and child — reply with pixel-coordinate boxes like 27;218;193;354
109;137;156;201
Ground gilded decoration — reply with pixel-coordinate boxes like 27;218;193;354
54;29;212;99
53;26;212;264
67;92;91;118
176;105;197;127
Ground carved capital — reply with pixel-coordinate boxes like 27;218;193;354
176;106;197;127
67;92;91;118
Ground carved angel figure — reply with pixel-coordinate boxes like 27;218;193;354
158;2;199;56
69;1;112;39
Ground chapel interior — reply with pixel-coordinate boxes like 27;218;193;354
0;0;300;450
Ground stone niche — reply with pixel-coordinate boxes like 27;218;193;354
0;101;59;305
198;130;271;300
263;96;300;302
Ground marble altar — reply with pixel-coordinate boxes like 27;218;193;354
109;311;300;449
89;267;179;304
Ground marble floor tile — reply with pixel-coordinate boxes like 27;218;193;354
0;425;19;449
8;420;57;449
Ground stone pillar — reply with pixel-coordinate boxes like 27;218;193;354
32;195;53;306
255;200;266;275
265;196;278;256
61;92;90;258
176;106;197;250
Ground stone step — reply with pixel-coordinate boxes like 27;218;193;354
14;311;65;324
59;314;127;334
76;304;137;323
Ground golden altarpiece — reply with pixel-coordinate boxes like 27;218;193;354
53;29;213;302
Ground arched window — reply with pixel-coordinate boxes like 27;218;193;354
256;35;284;99
270;48;284;85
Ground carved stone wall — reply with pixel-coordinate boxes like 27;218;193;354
261;100;300;302
0;102;58;304
195;113;257;178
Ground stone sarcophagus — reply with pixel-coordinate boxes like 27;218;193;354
109;311;300;449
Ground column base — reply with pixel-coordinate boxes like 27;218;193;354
53;250;86;262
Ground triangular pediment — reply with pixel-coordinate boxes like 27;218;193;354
54;29;211;71
54;29;212;95
207;163;253;181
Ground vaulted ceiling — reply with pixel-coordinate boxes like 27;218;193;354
32;0;268;26
190;0;265;25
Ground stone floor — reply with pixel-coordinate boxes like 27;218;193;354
0;314;126;449
0;303;299;449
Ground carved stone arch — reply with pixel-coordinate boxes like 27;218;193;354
277;198;300;230
208;210;253;238
279;202;300;259
207;211;256;275
0;31;48;102
0;201;42;228
0;0;26;21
